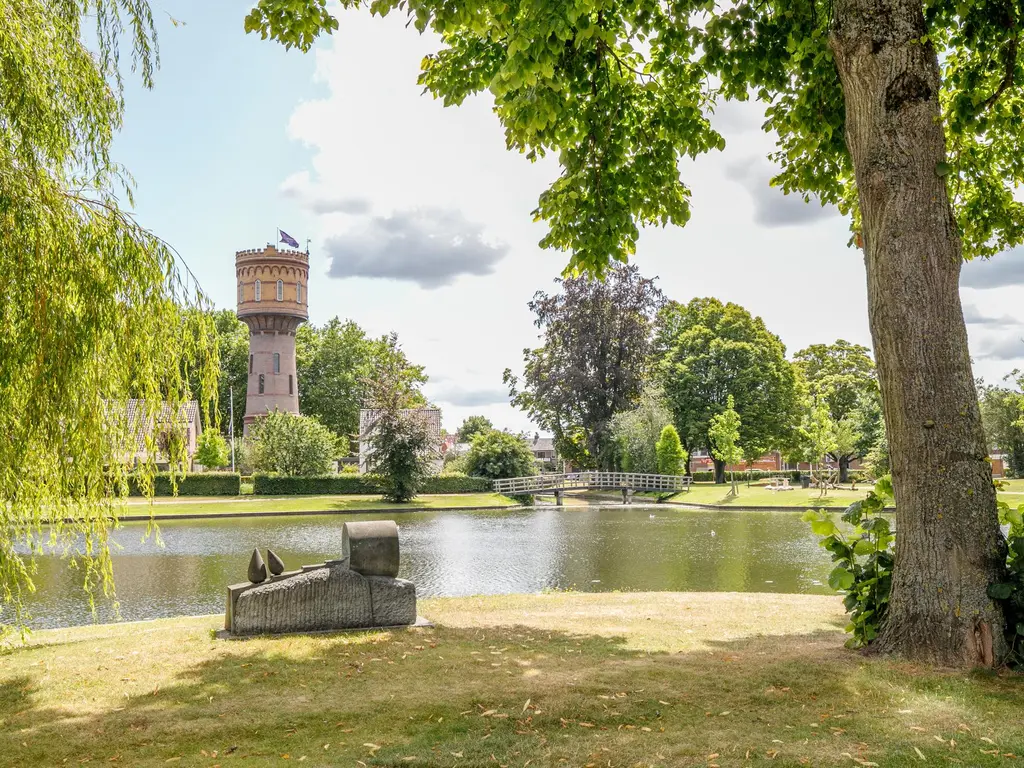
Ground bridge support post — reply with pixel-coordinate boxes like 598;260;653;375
555;490;564;506
622;488;633;505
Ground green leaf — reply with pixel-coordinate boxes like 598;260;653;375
828;566;855;591
987;582;1015;600
935;160;953;177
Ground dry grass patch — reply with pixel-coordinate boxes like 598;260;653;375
2;592;1022;767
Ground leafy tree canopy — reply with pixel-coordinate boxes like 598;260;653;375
245;0;1022;268
978;376;1024;477
505;264;663;469
362;341;438;502
246;410;339;476
655;424;687;476
465;430;538;479
1;0;217;636
610;384;673;474
457;415;494;443
658;298;802;462
195;429;230;469
708;395;743;491
297;320;427;444
794;340;878;423
207;310;249;438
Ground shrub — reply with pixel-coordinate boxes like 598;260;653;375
247;410;338;476
129;472;241;497
252;473;490;495
655;425;686;475
194;430;230;469
803;477;895;648
464;430;537;480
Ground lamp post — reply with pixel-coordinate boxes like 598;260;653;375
229;386;235;472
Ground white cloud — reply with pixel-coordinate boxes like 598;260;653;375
962;302;1018;328
725;156;839;228
280;171;372;215
961;248;1024;289
323;207;509;288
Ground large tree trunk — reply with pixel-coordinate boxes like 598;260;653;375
838;454;851;484
713;458;726;485
831;0;1007;666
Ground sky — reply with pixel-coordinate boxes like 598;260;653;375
114;2;1024;434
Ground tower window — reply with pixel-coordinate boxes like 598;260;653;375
289;374;294;395
296;282;303;304
273;352;280;374
249;354;253;374
254;279;262;302
276;279;283;301
238;281;243;302
258;374;265;394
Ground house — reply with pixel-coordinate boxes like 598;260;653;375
358;408;443;475
111;399;202;470
528;434;559;472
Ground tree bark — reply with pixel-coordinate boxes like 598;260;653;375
838;454;851;483
831;0;1008;666
713;458;726;485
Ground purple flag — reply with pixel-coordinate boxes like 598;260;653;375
279;229;299;248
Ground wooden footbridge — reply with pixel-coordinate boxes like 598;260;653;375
492;471;693;504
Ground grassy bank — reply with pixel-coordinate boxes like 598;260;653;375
119;493;517;518
655;480;1024;508
4;593;1023;767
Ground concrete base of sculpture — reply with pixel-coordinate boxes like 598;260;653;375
225;558;417;637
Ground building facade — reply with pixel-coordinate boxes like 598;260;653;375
236;245;309;433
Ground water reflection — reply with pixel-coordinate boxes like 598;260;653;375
16;505;835;630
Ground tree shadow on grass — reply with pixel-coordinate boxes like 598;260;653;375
2;615;1023;767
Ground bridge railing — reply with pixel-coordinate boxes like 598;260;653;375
492;472;693;494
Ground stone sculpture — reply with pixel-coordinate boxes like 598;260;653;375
267;549;285;576
247;548;267;583
225;520;418;637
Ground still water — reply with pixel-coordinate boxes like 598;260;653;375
21;505;836;629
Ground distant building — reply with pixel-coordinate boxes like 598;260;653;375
528;434;558;472
111;399;202;470
358;408;443;475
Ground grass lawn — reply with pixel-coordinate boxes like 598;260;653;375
3;593;1023;767
665;481;1024;509
119;493;517;518
999;478;1024;495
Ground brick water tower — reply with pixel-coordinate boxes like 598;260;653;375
236;245;309;433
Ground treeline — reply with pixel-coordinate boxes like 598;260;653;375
507;265;887;483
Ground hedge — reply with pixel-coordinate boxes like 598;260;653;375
128;472;241;497
687;469;870;484
252;473;492;496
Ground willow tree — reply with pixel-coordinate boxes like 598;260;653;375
1;1;217;636
250;0;1024;665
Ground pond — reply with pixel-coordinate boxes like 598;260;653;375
20;505;837;630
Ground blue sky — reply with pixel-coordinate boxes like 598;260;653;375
114;2;1024;433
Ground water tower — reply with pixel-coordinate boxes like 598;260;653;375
235;245;309;433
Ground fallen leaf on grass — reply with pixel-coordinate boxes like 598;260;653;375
914;747;926;761
980;737;996;745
